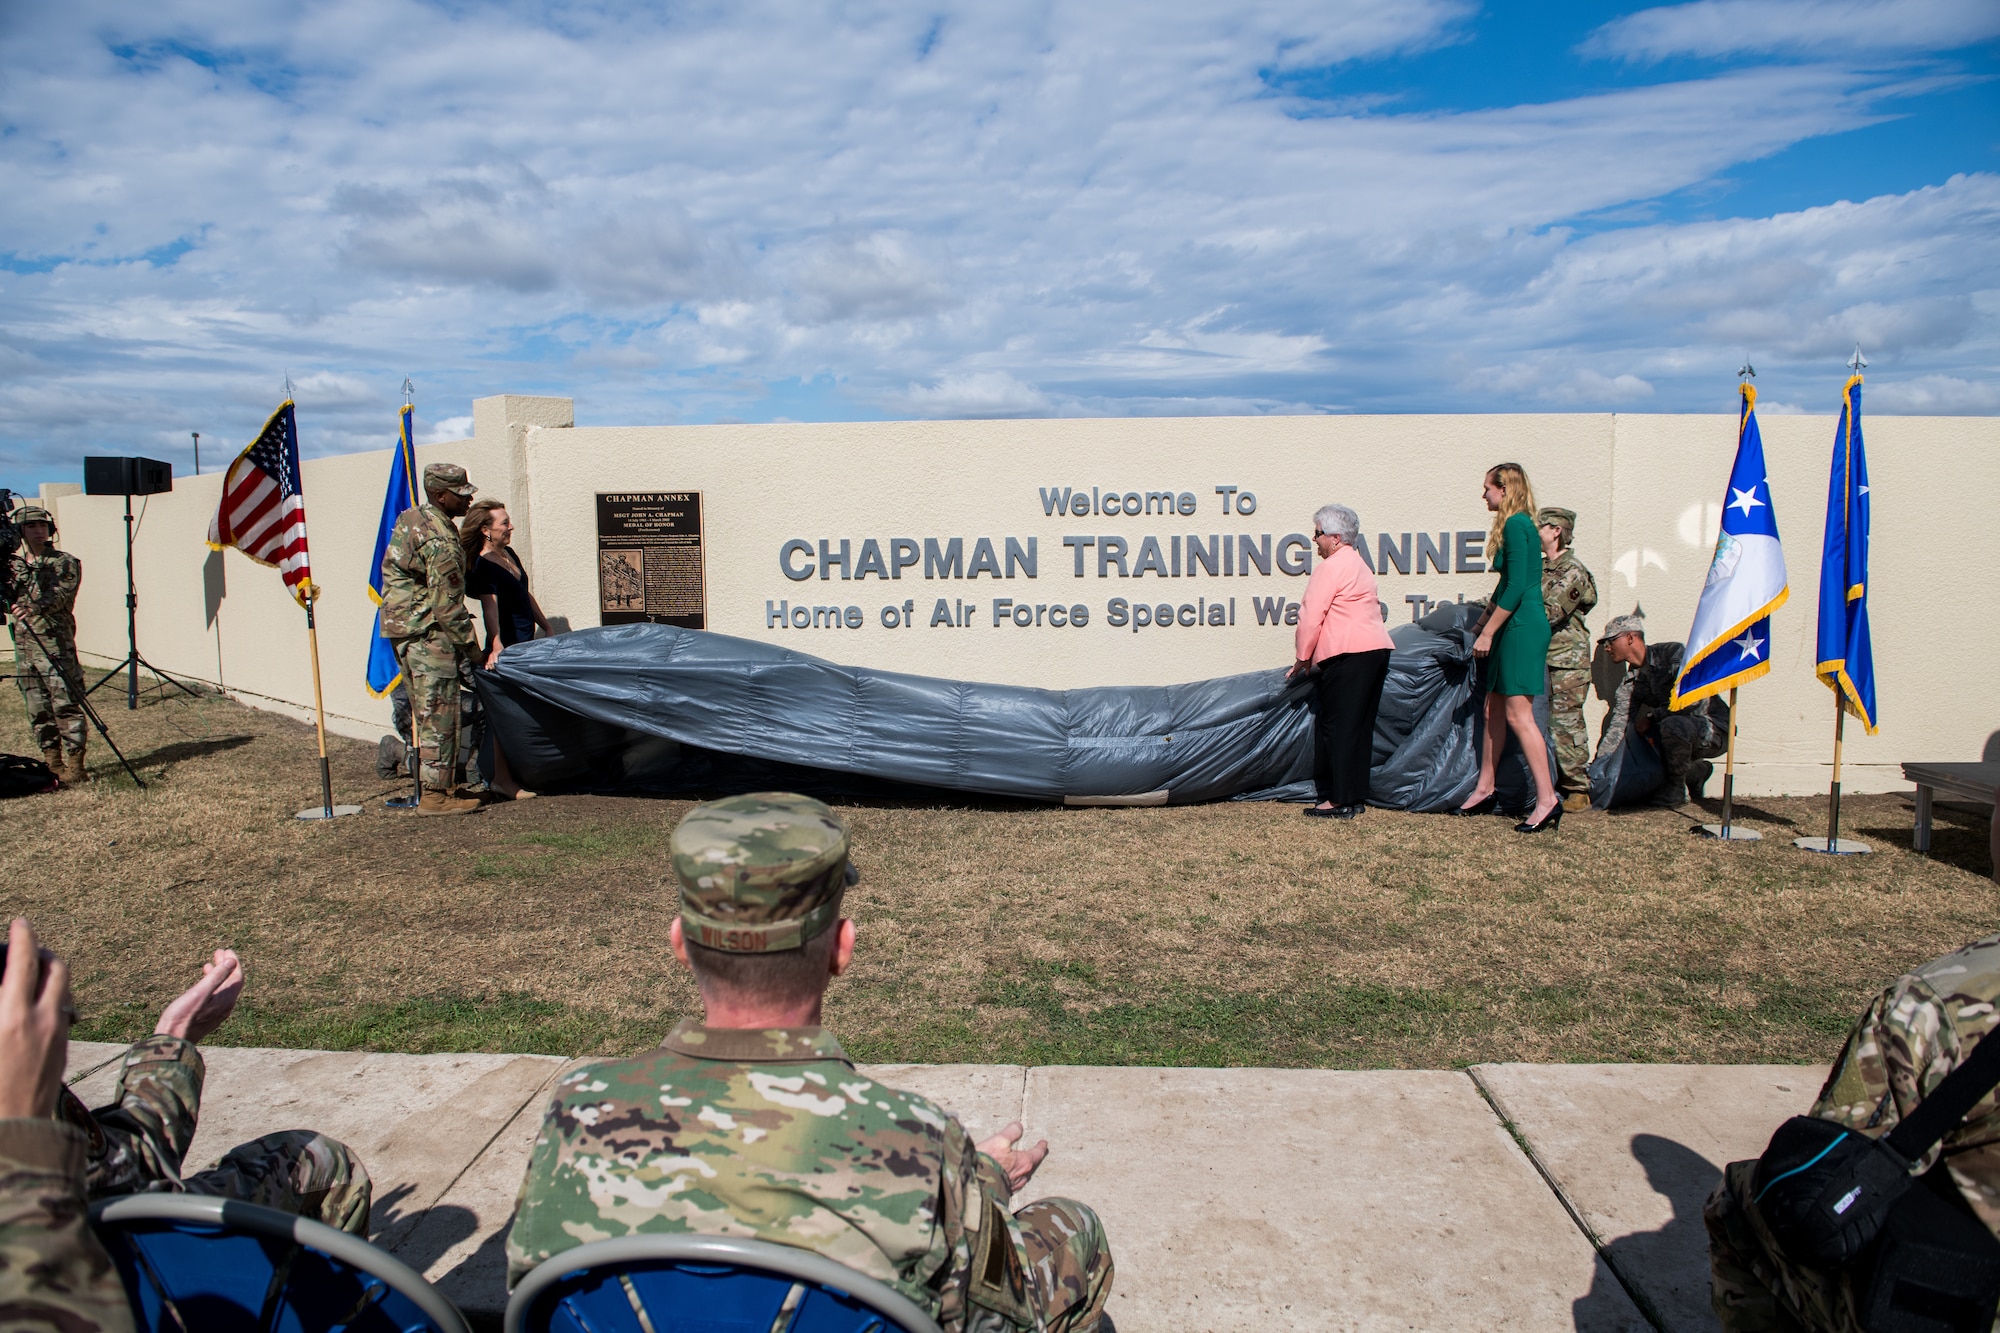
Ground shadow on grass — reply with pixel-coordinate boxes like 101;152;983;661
1690;799;1799;828
127;734;256;768
1856;820;1993;878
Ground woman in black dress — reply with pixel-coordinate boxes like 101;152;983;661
461;500;553;798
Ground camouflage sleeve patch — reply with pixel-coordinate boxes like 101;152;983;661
85;1036;204;1196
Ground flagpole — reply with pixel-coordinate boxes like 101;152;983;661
1719;686;1738;836
1794;346;1871;855
305;585;333;817
279;386;357;823
1693;365;1769;843
294;583;358;820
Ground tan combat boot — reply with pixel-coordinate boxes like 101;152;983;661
415;785;480;816
41;746;63;780
64;747;88;785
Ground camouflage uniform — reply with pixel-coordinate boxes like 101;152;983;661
1705;932;2000;1332
1538;511;1597;798
7;533;86;761
507;793;1115;1333
379;465;477;793
57;1035;372;1235
0;1118;133;1332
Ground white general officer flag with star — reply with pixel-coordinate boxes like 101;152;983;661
1671;382;1790;709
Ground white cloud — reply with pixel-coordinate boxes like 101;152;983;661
1864;373;2000;411
419;415;473;444
1582;0;2000;61
0;0;1992;488
891;371;1052;417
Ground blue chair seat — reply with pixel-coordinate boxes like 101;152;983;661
506;1234;947;1333
90;1193;469;1333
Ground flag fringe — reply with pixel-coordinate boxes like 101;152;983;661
1668;655;1773;712
1815;663;1878;734
1668;585;1790;711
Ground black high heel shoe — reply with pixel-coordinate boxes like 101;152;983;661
1515;804;1564;834
1451;794;1498;817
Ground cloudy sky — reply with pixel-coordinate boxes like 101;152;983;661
1;0;1995;490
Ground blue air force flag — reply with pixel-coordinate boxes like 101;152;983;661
1814;373;1877;732
1670;382;1790;709
364;404;418;697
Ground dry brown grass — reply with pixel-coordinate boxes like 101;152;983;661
2;677;1993;1068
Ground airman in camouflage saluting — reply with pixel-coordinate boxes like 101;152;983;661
1705;932;2000;1331
6;505;88;785
379;462;480;815
1537;508;1597;812
508;793;1115;1332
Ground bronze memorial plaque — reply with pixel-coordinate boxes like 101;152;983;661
596;491;706;629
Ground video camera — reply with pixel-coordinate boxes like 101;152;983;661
0;488;19;607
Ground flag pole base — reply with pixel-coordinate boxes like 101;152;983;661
1792;836;1871;855
296;804;362;821
1696;824;1762;841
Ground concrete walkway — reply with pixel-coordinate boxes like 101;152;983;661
64;1041;1822;1332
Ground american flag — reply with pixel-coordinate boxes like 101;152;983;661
208;399;313;604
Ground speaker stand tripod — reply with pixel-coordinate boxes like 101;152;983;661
85;494;201;710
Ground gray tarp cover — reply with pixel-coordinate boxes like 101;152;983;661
478;603;1554;809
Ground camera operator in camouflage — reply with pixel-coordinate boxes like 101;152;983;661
508;793;1116;1332
1537;508;1597;813
1;917;132;1332
378;463;480;815
6;506;88;785
1705;932;2000;1331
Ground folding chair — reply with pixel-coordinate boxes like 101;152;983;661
90;1193;470;1333
505;1234;947;1333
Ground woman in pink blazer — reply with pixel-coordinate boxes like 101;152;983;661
1286;504;1396;819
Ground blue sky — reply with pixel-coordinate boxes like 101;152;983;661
0;0;1995;491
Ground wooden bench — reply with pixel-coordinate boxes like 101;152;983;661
1901;761;2000;854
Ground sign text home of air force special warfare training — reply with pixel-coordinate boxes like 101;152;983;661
760;484;1497;636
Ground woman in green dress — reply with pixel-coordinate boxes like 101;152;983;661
1453;462;1561;832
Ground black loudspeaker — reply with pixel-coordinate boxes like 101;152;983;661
83;456;173;497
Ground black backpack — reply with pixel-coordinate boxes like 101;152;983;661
0;753;59;798
1753;1024;2000;1332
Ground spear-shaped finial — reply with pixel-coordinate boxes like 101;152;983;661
1848;345;1867;373
283;372;295;403
1738;363;1755;382
402;376;414;407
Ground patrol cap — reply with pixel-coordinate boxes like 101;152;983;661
1598;612;1646;644
12;506;53;526
672;792;858;954
1537;507;1576;537
422;463;476;497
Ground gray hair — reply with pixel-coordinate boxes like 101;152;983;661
1312;504;1361;547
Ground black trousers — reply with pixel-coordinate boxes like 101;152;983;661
1312;648;1391;805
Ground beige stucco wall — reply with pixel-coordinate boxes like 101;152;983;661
35;395;1995;796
